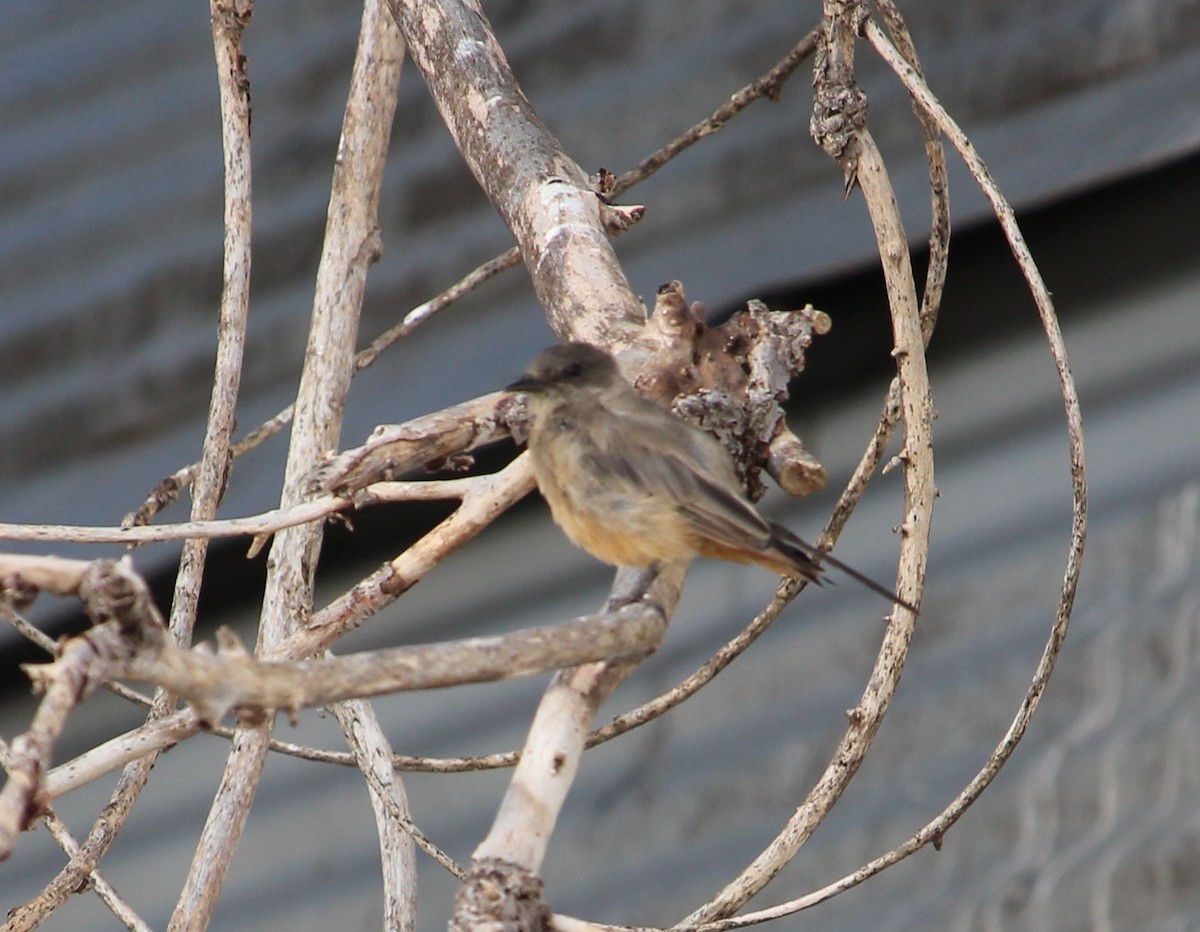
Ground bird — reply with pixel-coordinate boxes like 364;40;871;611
506;341;915;612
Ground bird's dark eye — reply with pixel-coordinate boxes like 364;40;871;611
562;362;583;379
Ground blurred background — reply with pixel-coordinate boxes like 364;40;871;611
1;0;1198;928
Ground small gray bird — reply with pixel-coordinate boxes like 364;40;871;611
506;341;914;610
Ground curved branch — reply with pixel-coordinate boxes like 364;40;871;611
685;3;934;921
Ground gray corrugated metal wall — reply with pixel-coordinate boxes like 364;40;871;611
2;1;1200;929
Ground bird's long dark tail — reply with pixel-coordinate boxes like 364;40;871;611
769;523;918;614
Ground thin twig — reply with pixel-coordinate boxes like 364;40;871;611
41;809;153;932
685;4;934;920
354;754;467;881
611;27;819;197
0;478;481;545
168;2;405;927
356;247;521;370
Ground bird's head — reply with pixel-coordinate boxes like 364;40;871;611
505;342;621;396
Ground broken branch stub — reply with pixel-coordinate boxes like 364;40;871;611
629;281;830;499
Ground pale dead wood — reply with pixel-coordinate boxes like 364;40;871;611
171;0;254;646
309;393;512;494
44;710;205;804
353;741;467;881
72;0;261;894
0;559;164;864
452;571;675;928
93;603;664;725
128;25;824;527
871;0;950;331
0;478;481;545
40;577;794;780
355;246;521;370
0;630;111;861
168;1;405;927
684;1;934;921
384;0;645;350
624;283;831;500
43;817;152;932
283;455;535;659
470;567;678;874
0;554;92;596
34;460;527;805
331;698;417;931
3;799;153;932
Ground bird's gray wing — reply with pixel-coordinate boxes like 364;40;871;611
674;469;775;551
588;396;773;549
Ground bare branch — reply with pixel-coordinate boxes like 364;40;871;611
0;559;164;862
355;246;521;370
385;0;646;348
870;0;950;331
352;738;467;881
469;566;678;873
45;711;203;804
129;26;823;524
683;125;933;931
451;570;675;928
0;631;111;860
167;578;803;777
44;0;265;916
0;478;480;546
169;1;405;926
96;603;664;726
172;0;255;644
685;3;934;920
612;28;820;197
309;394;511;494
284;456;535;659
332;698;417;929
14;802;154;932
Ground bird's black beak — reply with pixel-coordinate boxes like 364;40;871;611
505;373;542;393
